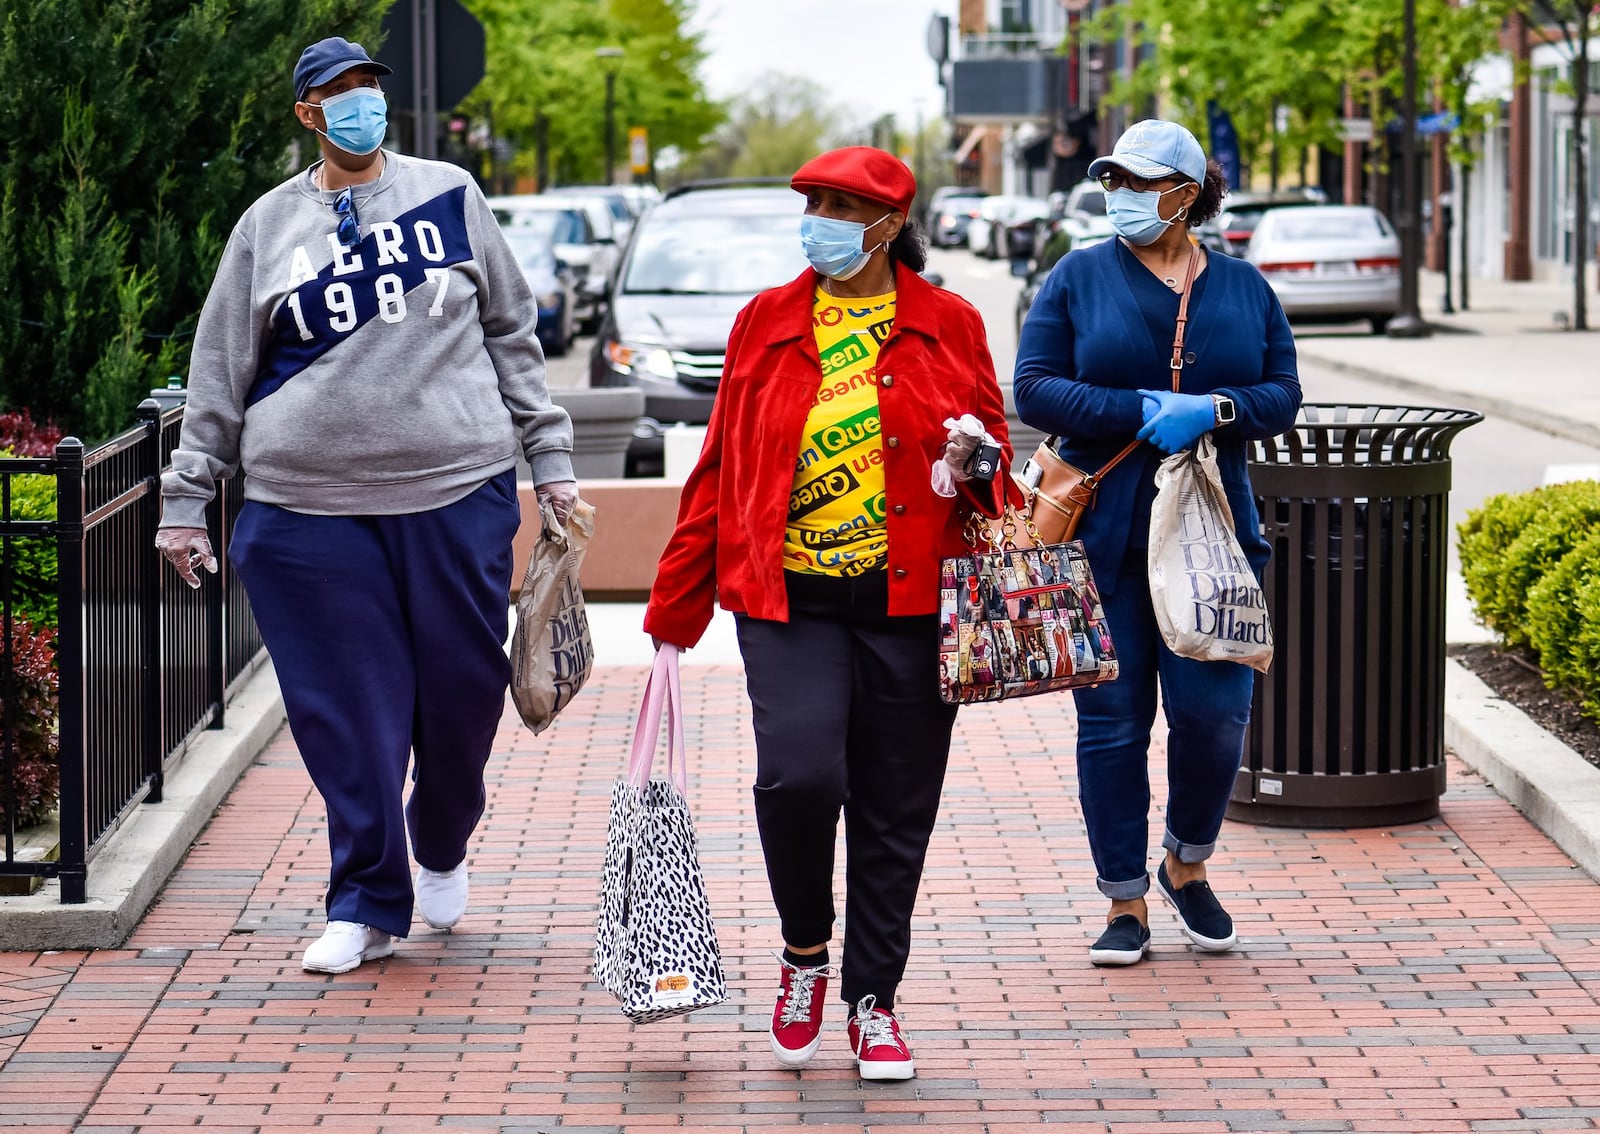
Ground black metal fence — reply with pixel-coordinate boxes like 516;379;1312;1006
1;402;264;902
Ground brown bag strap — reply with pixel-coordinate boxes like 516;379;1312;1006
1077;242;1206;485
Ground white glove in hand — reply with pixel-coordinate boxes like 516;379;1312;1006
941;413;995;483
535;480;579;525
942;427;981;482
155;527;218;590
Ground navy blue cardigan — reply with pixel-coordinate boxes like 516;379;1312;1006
1013;239;1302;593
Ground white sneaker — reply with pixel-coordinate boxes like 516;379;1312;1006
416;863;469;930
301;921;393;974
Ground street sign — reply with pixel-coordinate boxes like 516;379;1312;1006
628;127;650;175
1338;117;1374;143
379;0;485;111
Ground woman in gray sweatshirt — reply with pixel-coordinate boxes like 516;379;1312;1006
155;36;577;975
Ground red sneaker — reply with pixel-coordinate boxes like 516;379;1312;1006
847;995;915;1081
770;954;834;1066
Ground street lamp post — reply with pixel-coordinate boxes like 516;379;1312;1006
595;46;625;185
1387;0;1432;338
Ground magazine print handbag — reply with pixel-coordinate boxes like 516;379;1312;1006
1004;242;1205;547
938;510;1120;705
592;645;729;1024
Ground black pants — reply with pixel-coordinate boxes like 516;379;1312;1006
735;570;959;1011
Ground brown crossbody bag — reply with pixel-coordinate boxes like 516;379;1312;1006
1012;242;1204;546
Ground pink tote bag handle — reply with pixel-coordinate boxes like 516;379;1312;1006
626;645;687;792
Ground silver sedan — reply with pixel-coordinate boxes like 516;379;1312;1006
1245;206;1401;335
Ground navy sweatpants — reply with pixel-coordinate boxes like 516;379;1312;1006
230;471;521;937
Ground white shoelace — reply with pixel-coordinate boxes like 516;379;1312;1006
852;994;905;1053
776;953;836;1026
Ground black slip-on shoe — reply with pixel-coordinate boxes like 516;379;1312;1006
1157;861;1238;951
1088;913;1151;966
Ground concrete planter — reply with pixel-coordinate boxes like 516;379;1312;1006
550;387;646;481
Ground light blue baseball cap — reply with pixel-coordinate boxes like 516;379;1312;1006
1088;119;1207;185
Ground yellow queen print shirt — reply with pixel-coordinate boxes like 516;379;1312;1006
783;285;896;577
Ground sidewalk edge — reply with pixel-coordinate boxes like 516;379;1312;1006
0;663;285;951
1445;657;1600;882
1295;347;1600;451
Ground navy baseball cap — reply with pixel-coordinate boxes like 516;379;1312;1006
294;37;392;102
1088;119;1208;185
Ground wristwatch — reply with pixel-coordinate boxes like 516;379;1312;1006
1211;393;1236;426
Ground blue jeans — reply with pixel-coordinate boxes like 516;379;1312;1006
1072;555;1256;900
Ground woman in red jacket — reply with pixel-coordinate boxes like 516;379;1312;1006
644;147;1009;1082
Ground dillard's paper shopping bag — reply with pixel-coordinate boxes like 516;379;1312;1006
1148;436;1273;673
510;498;596;733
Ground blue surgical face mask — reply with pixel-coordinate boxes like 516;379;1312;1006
800;212;892;281
1105;184;1186;246
308;87;388;156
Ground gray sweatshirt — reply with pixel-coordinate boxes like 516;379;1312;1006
160;151;574;529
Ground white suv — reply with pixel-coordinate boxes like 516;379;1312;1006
486;194;621;332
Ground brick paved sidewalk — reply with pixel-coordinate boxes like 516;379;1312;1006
3;664;1599;1132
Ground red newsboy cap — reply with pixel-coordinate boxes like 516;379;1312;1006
791;146;917;216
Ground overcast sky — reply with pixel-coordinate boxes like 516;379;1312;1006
692;0;952;135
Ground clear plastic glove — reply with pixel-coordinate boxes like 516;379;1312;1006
931;414;998;497
535;479;579;525
155;526;218;590
1136;390;1215;454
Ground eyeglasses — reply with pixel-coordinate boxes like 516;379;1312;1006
1097;170;1183;193
332;187;361;247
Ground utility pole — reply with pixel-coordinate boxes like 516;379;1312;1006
1387;0;1432;338
410;0;438;160
595;46;625;186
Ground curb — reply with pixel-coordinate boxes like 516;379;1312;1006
1293;347;1600;452
1445;657;1600;882
0;663;285;951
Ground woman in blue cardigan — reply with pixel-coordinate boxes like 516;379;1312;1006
1014;120;1302;966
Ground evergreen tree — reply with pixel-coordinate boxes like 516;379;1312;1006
0;0;387;440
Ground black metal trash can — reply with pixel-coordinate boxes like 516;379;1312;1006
1229;404;1482;827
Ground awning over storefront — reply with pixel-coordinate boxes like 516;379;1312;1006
953;125;990;165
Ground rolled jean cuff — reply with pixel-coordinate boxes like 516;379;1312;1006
1162;829;1216;864
1097;872;1150;901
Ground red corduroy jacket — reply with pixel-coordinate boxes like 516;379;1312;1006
643;266;1011;648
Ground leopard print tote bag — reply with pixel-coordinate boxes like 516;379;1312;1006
592;645;728;1023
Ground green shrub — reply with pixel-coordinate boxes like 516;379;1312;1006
1459;480;1600;646
0;615;60;830
1526;530;1600;721
3;459;58;633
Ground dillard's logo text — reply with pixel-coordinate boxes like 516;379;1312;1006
547;575;592;710
1175;491;1270;644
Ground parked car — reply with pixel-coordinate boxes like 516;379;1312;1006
1056;180;1114;247
931;193;988;247
541;184;650;246
920;184;988;229
1198;190;1324;256
1245;205;1401;334
485;193;621;332
590;184;810;475
1014;218;1081;338
968;195;1050;259
498;225;578;356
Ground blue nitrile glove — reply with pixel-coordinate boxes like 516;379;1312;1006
1136;389;1215;454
